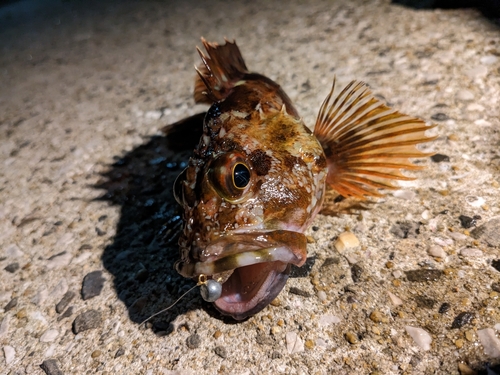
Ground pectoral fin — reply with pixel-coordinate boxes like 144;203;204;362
314;78;436;199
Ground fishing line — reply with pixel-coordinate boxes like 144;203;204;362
139;274;222;327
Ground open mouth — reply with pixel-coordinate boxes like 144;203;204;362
194;230;307;320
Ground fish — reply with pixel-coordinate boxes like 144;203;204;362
165;38;436;320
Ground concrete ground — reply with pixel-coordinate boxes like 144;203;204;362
1;0;500;374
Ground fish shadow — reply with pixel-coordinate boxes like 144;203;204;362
95;132;219;332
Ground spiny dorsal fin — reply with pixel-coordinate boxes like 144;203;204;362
194;38;249;104
313;78;437;200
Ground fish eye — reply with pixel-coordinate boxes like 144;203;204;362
208;153;253;203
233;163;250;189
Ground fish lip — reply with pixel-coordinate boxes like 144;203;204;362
193;230;307;320
195;229;308;274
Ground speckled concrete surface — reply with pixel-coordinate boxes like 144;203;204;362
1;0;500;374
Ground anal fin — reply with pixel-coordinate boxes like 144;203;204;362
313;79;437;200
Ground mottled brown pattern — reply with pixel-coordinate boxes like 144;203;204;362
249;149;272;176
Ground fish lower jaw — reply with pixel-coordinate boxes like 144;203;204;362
213;261;291;320
193;246;304;320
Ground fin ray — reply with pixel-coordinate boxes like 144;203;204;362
314;79;436;199
194;38;249;104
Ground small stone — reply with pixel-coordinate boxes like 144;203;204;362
114;348;125;358
439;302;451;314
286;332;304;353
369;310;387;323
414;296;436;309
5;244;24;258
40;358;63;375
144;110;162;120
345;332;358;344
390;221;420;239
459;215;477;229
3;345;15;364
289;256;316;277
289;287;311;298
186;333;201;349
81;271;105;300
317;290;327;301
465;329;475;342
451;312;475;329
50;279;68;300
72;309;102;334
459;247;483;257
0;315;10;339
428;245;446;258
387;291;403;306
15;308;27;319
4;262;19;273
214;346;227;358
480;55;498;65
213;330;222;339
56;291;75;313
449;232;468;241
471;218;500;247
477;328;500;358
350;264;363;283
334;231;360;252
4;297;18;312
57;306;74;321
465;195;485;208
456;89;475;101
431;154;450;163
405;269;443;282
31;288;48;306
91;350;101;358
40;329;59;343
430;113;449;122
455;338;464;349
46;251;72;269
405;326;432;351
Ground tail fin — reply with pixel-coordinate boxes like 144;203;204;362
313;78;437;200
194;38;249;104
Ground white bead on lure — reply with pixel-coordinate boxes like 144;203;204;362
163;38;436;320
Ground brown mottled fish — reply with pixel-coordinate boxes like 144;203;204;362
165;38;435;320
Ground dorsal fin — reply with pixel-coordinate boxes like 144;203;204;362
194;38;249;104
314;78;437;199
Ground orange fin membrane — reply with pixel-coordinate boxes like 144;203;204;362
313;78;437;200
194;38;249;104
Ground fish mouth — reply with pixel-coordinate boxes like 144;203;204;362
195;230;307;320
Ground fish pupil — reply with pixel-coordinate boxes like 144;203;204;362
233;163;250;188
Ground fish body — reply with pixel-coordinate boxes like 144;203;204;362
169;39;435;320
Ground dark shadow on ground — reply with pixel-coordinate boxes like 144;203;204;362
393;0;500;25
95;133;216;333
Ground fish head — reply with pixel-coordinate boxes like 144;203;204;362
174;107;327;320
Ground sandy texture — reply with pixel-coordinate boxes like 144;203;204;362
1;0;500;374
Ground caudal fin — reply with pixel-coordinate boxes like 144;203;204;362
313;78;436;199
194;38;249;104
